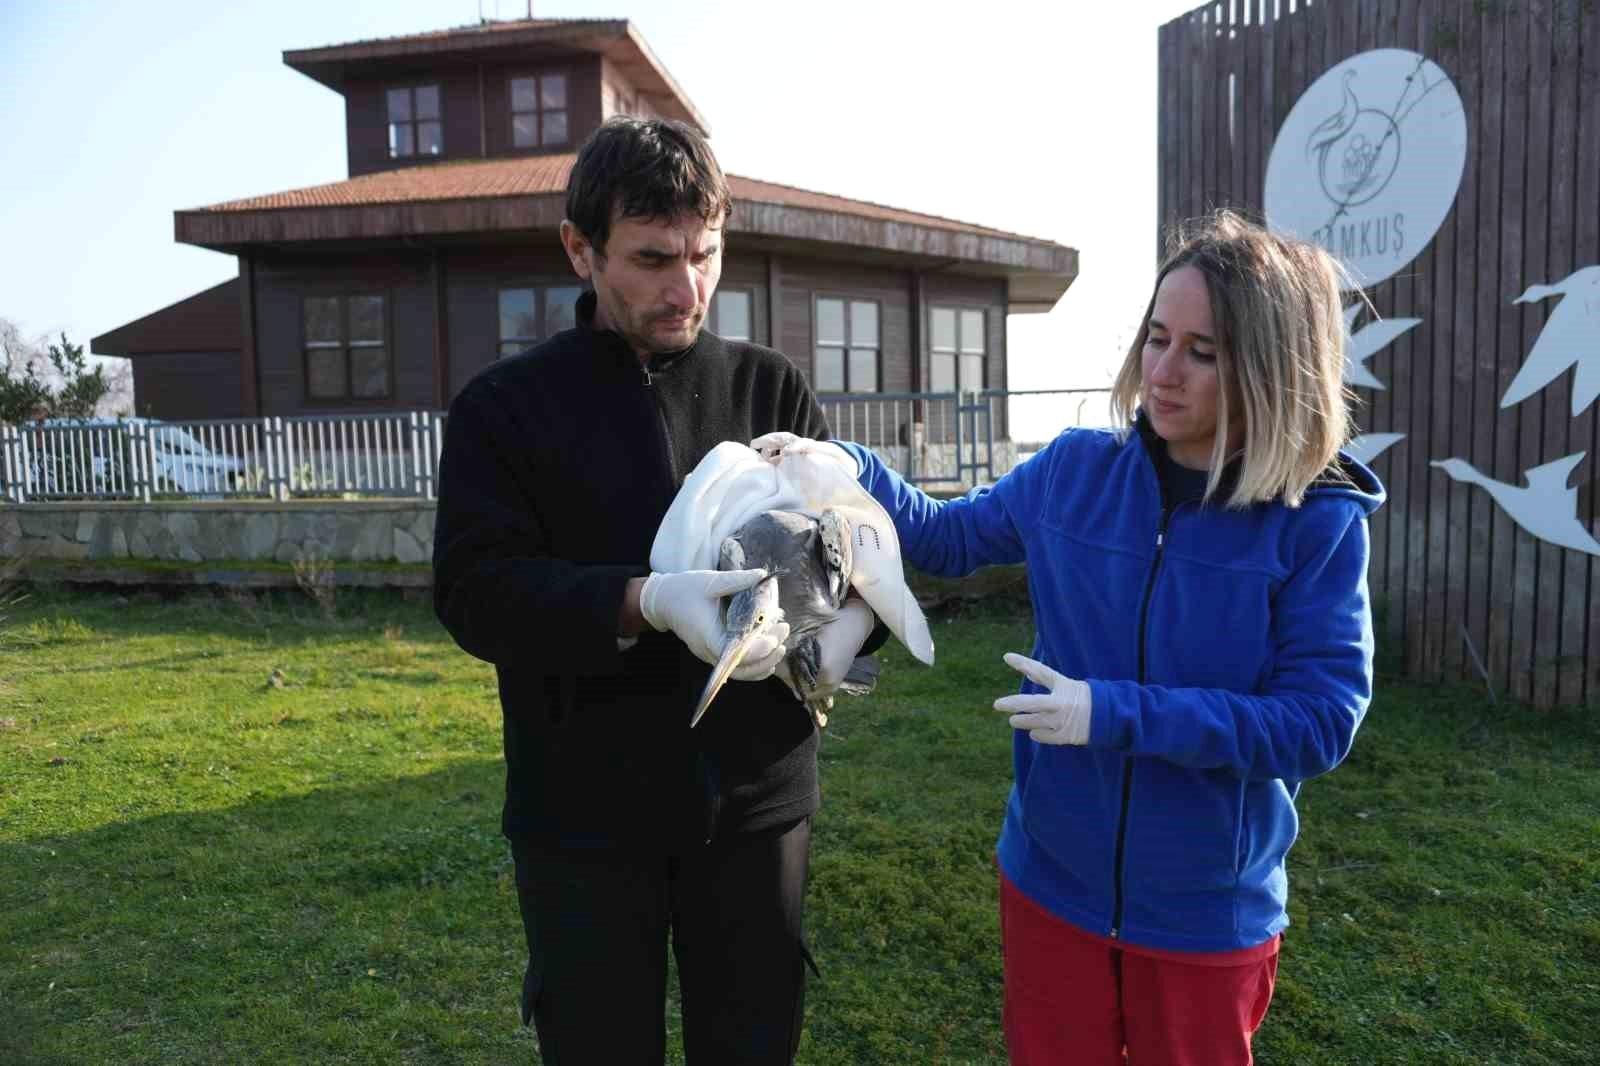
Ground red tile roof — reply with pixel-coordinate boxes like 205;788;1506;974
192;155;1039;243
287;17;599;55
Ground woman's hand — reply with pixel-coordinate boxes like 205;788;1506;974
748;433;859;475
994;653;1093;745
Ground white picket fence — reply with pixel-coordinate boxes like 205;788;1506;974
0;412;446;503
0;388;1111;503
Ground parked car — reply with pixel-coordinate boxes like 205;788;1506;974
7;417;244;498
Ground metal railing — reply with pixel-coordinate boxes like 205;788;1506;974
0;412;446;503
819;387;1113;486
0;388;1110;503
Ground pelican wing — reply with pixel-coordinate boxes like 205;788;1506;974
774;441;935;665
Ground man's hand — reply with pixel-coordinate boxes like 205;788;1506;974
993;652;1093;745
749;433;859;475
639;569;790;681
810;598;877;698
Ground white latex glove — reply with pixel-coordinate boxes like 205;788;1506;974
640;569;791;681
810;598;878;698
749;431;802;462
993;652;1093;745
749;432;859;474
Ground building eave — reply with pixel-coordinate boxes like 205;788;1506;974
174;195;1077;311
283;18;710;135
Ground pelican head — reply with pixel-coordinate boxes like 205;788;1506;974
690;574;784;728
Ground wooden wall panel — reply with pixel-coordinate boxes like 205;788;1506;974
1580;0;1600;705
482;55;601;159
1353;0;1391;611
252;252;432;417
1552;0;1591;707
1397;0;1431;678
444;245;579;395
778;259;915;394
1503;2;1535;702
346;68;480;178
1472;2;1508;693
719;251;772;354
1525;0;1574;704
1157;0;1600;705
132;353;245;422
923;274;1008;380
1449;2;1485;685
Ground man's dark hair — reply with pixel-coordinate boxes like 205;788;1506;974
565;118;733;255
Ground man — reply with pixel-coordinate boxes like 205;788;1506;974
432;118;875;1064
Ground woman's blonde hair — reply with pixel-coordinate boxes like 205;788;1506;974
1109;209;1354;508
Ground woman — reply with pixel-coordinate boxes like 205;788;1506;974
759;210;1384;1063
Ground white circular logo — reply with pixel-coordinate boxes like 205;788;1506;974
1264;48;1467;289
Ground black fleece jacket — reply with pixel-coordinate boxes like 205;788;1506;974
433;292;831;849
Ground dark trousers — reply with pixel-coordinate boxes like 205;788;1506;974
510;817;814;1065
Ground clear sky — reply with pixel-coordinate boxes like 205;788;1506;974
0;0;1205;409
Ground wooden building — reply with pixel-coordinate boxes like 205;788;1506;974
92;17;1077;434
1157;0;1600;707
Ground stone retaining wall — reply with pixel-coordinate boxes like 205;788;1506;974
0;501;436;566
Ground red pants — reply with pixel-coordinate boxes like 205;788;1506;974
1000;875;1279;1066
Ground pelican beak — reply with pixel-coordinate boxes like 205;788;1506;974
690;629;762;728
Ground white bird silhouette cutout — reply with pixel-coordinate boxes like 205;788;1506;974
1499;265;1600;415
1343;303;1421;390
1345;432;1405;465
1430;453;1600;556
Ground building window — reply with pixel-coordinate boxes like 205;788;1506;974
814;297;879;393
303;295;389;401
387;85;441;158
511;73;568;148
930;307;986;393
498;285;583;356
711;289;752;341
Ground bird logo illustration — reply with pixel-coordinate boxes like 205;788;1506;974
1306;70;1403;207
1343;303;1421;390
1430;454;1600;556
1499;265;1600;416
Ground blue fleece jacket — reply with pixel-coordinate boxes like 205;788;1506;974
838;423;1384;953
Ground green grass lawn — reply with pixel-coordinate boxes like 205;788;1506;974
2;584;1596;1064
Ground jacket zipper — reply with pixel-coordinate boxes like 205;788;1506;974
644;359;712;840
640;362;679;485
1110;503;1170;939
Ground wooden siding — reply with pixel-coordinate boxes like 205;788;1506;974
923;272;1009;392
599;57;641;119
345;56;603;178
442;245;577;393
131;352;245;421
229;244;1014;462
252;252;435;415
481;55;602;160
718;251;772;348
1158;0;1600;706
91;279;241;357
923;272;1011;440
778;259;914;396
